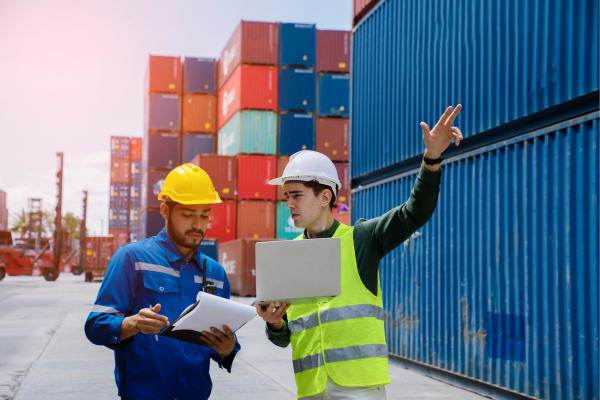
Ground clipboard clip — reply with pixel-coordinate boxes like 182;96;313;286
201;258;217;295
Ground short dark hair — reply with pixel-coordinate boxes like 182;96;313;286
286;180;336;210
164;200;180;218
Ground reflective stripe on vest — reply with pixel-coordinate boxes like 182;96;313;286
289;304;384;334
293;344;389;374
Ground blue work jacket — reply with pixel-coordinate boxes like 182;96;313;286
84;228;240;400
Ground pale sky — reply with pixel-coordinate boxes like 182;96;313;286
0;0;352;236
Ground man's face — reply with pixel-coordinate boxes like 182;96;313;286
284;182;327;229
161;202;211;249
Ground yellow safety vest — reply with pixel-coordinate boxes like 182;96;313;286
286;223;390;398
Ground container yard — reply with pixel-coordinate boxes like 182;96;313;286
0;1;597;399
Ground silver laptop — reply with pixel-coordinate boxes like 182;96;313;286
255;238;341;306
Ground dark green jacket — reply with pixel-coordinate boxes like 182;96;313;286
266;166;442;347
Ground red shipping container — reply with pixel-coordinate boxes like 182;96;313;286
237;200;275;239
110;159;130;183
276;156;289;201
84;236;115;271
190;154;237;200
205;200;237;243
109;228;129;248
316;118;349;162
145;55;182;94
130;137;143;160
353;0;382;25
218;21;279;88
316;30;350;73
218;65;278;129
334;162;350;204
182;94;217;133
0;190;6;209
237;155;276;200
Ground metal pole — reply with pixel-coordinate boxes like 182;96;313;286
53;152;64;271
79;191;87;269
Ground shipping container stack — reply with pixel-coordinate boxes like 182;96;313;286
0;190;8;231
129;137;143;242
108;136;131;248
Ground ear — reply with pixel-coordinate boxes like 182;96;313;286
159;203;169;221
321;189;332;208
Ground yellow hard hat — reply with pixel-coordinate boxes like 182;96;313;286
158;164;222;205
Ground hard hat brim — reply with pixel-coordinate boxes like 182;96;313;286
158;194;222;205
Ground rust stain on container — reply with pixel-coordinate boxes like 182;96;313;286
316;118;349;162
182;94;217;133
218;21;279;89
189;154;237;200
237;200;275;239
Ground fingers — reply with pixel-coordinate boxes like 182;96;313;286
420;122;431;137
152;303;161;313
139;308;169;324
202;326;235;354
435;106;453;127
452;127;463;146
445;104;462;126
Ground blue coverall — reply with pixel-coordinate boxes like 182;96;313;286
85;228;240;400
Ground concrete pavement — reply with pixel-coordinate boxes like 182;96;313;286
0;274;487;399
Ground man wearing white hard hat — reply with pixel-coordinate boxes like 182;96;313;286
257;105;464;399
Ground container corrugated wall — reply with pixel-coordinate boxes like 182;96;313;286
276;202;303;240
351;113;599;400
351;0;599;179
218;110;277;155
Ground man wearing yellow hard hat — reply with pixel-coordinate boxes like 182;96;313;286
85;164;240;400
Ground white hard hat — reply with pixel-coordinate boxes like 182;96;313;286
268;150;341;196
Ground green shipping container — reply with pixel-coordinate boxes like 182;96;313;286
276;202;303;240
218;110;277;155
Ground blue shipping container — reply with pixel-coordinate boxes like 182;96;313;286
109;183;129;208
141;170;170;209
351;113;599;400
141;208;164;239
142;132;180;172
278;113;315;155
108;207;129;230
146;94;181;132
182;133;214;164
351;0;599;180
200;239;219;261
110;136;130;159
130;160;142;183
129;208;140;232
130;183;141;207
183;58;216;95
278;68;316;112
317;74;349;117
279;23;316;67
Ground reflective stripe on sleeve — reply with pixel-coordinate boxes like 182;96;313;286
324;344;388;363
319;304;385;324
289;313;319;335
91;305;124;317
135;262;180;278
292;352;324;374
193;275;224;289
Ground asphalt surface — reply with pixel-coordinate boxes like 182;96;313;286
0;274;487;400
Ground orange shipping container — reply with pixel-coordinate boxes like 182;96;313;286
237;155;276;201
189;154;237;200
84;236;115;271
109;228;129;249
219;238;278;297
334;162;350;204
237;200;275;239
218;65;278;129
205;200;237;243
110;159;130;183
145;55;182;94
130;137;143;160
315;118;349;162
182;94;217;133
276;156;289;201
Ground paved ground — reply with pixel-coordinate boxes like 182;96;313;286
0;274;487;400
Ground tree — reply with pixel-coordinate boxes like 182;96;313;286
10;209;28;238
62;212;83;239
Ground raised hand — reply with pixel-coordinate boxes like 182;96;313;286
420;105;463;159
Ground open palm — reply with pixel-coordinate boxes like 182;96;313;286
420;105;463;158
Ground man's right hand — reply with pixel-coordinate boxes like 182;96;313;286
256;303;290;332
121;303;170;341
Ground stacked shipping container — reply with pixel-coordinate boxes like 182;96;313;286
351;1;599;399
0;190;8;231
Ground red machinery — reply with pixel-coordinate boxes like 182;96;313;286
0;232;63;281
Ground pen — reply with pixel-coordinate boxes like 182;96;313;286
149;304;158;342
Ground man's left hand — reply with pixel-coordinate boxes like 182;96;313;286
420;104;464;159
202;325;236;360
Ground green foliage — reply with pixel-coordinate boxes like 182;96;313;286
9;209;28;238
